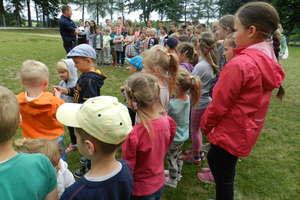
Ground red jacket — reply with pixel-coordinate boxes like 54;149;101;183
200;44;285;157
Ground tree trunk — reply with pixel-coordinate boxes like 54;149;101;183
27;0;32;27
35;2;39;26
110;1;113;20
82;0;85;21
0;0;5;26
96;4;99;24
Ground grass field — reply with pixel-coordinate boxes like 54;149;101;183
0;30;299;200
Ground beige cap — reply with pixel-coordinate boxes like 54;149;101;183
56;96;132;144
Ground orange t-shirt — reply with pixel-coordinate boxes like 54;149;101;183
17;92;65;139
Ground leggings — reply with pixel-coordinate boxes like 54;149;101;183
208;144;238;200
190;108;206;157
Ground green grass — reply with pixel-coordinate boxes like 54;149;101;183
0;30;299;200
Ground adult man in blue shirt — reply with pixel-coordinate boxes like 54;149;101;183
59;5;78;53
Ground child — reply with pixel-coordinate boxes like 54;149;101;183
125;28;138;58
114;28;125;67
165;69;201;188
0;86;58;200
54;44;106;178
148;28;159;49
142;46;179;110
103;28;112;64
159;26;169;46
95;26;104;66
125;55;144;73
122;73;176;199
56;59;78;153
200;3;285;200
17;60;64;142
223;33;236;62
181;32;218;166
14;138;75;198
165;37;178;54
177;42;197;73
56;96;133;200
215;15;235;70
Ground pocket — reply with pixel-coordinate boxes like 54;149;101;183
243;118;259;150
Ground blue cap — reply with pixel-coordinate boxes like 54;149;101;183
125;56;144;71
165;38;178;49
67;44;97;59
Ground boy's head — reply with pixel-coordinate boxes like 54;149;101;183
55;60;69;81
104;28;110;35
0;86;20;144
96;27;101;34
125;56;144;73
67;44;96;73
56;96;132;159
20;60;49;93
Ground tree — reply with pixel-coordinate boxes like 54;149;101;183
0;0;5;26
218;0;255;16
87;0;109;24
129;0;162;23
26;0;32;27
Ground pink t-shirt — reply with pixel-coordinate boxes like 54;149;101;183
122;115;176;196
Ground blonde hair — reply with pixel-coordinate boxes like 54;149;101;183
122;73;162;134
55;60;68;71
20;60;49;82
0;86;20;143
177;42;198;65
176;69;202;107
14;138;60;166
198;32;219;75
142;47;179;94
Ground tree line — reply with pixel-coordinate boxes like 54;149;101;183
0;0;299;35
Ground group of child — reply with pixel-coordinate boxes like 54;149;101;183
0;2;286;200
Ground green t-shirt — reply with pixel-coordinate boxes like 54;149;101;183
0;153;57;200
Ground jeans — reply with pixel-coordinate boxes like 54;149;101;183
207;144;238;200
116;50;125;65
131;187;164;200
53;135;67;161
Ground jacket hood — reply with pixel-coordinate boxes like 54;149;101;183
234;42;285;91
63;59;77;83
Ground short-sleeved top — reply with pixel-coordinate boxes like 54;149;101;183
114;35;124;52
168;98;190;143
192;60;216;110
60;159;133;200
59;15;76;42
122;115;176;196
0;153;57;200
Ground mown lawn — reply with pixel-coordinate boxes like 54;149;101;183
0;30;299;200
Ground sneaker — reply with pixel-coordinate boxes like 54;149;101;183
180;154;201;165
201;168;211;173
65;144;77;154
164;170;169;176
165;177;178;188
74;165;88;179
197;172;215;184
177;174;183;182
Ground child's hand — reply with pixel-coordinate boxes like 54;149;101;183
201;128;208;137
53;86;68;95
53;87;61;98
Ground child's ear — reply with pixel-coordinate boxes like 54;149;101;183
85;140;96;155
42;80;49;90
248;25;257;39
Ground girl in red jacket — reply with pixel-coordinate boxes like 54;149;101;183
200;2;285;200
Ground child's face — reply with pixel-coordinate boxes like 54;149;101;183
128;64;137;73
57;69;69;81
72;57;94;73
223;40;235;62
96;28;101;34
234;18;251;48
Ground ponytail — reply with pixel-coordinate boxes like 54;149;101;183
190;76;201;107
273;31;285;100
206;50;219;76
168;53;179;95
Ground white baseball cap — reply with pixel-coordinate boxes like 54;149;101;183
56;96;132;144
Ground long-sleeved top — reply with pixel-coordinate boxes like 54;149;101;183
59;15;76;42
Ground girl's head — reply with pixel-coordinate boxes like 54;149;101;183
85;21;90;27
121;73;162;132
216;15;235;40
176;69;201;107
14;138;61;170
56;60;69;81
198;32;219;75
142;47;179;94
177;42;197;64
234;2;279;48
160;26;168;35
223;33;236;62
90;20;96;27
